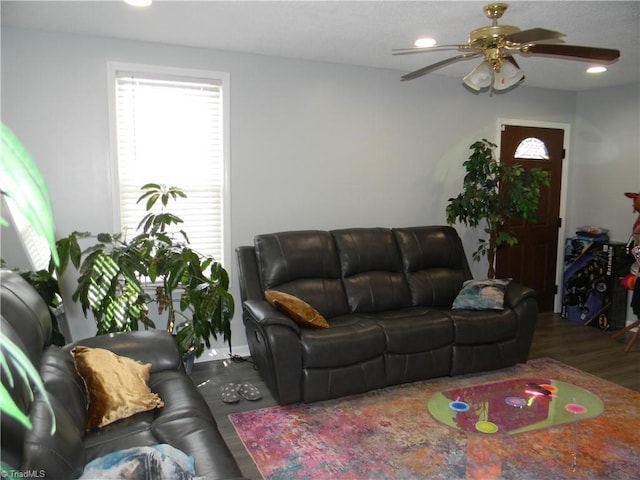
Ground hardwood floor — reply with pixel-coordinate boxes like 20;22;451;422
529;312;639;391
190;352;277;479
190;313;639;479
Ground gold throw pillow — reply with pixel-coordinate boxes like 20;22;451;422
71;345;164;430
264;290;330;329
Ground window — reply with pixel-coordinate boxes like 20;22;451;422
109;64;230;264
2;196;51;271
514;137;549;160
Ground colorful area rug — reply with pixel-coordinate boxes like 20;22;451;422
229;358;639;479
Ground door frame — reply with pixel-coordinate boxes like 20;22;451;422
496;118;571;312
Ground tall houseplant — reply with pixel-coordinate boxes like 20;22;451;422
55;184;234;359
15;268;66;346
446;138;549;278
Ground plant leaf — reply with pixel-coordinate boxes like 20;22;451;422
1;336;56;435
0;382;32;430
0;123;59;266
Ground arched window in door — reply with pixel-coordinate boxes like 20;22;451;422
514;137;549;160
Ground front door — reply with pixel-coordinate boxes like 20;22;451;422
496;125;564;312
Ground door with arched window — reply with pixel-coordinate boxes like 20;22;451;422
496;125;564;312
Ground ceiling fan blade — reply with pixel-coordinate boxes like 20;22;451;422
392;45;468;56
526;44;620;61
401;52;482;81
505;55;520;69
505;28;565;44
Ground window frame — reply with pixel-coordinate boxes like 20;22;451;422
106;62;231;268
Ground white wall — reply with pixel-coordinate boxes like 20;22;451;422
569;84;640;243
4;27;636;357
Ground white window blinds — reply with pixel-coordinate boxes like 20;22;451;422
2;195;51;271
114;71;225;262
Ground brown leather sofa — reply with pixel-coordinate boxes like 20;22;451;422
0;269;247;480
236;226;539;405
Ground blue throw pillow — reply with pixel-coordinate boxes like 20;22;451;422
79;444;196;480
452;279;511;310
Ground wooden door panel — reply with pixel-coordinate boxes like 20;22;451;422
496;125;564;312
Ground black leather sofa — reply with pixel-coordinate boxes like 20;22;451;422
0;269;246;480
236;226;539;405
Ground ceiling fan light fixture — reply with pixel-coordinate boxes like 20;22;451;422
586;66;607;74
493;60;524;90
463;61;493;90
123;0;152;7
413;38;437;48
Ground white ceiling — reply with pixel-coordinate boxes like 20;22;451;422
2;0;639;91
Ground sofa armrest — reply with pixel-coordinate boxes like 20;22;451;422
243;299;300;333
504;282;537;309
65;330;181;373
504;281;539;363
242;299;304;404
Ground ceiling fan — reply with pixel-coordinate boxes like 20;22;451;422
393;3;620;91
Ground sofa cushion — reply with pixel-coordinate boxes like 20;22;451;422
40;346;87;435
332;228;411;312
265;290;330;328
255;230;350;318
67;330;182;374
300;315;385;368
393;226;472;307
22;390;86;479
369;307;454;354
71;346;165;430
150;371;217;423
84;410;158;460
448;309;518;345
151;417;243;479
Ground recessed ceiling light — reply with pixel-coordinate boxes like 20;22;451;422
586;66;607;74
123;0;152;7
414;38;437;48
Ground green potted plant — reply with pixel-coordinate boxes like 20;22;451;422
446;138;549;278
15;267;66;346
55;184;234;364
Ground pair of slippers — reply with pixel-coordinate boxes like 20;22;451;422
221;382;262;403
